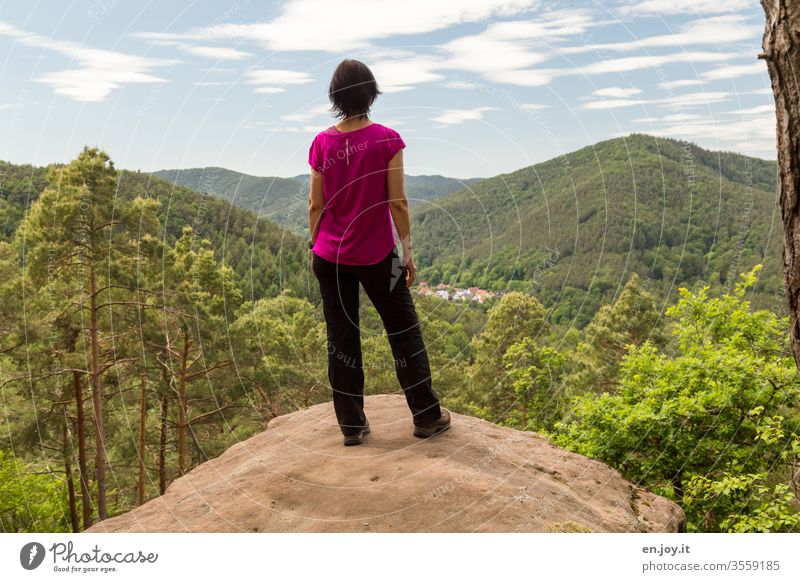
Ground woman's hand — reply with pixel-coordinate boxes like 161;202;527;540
403;254;416;288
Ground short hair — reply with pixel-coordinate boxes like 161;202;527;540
328;59;382;121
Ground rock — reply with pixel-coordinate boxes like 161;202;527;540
86;394;685;533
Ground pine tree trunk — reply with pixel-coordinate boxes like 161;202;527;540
88;263;107;520
73;371;92;529
159;394;169;495
63;412;79;532
761;0;800;367
178;330;189;476
138;373;147;505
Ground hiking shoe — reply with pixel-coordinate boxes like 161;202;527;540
343;420;370;446
413;409;451;438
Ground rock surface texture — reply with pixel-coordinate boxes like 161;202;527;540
86;394;686;533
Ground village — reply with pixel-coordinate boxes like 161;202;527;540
414;281;503;303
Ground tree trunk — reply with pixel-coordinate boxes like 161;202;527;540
672;472;684;501
73;371;92;529
159;394;169;495
761;0;800;367
178;330;189;476
138;373;147;505
63;411;79;533
88;262;107;520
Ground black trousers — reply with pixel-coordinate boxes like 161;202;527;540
312;246;442;435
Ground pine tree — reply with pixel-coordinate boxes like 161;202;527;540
565;272;665;395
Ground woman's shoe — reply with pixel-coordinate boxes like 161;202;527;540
343;420;370;446
413;408;451;438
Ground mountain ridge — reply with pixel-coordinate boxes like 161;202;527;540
409;133;782;325
152;166;483;233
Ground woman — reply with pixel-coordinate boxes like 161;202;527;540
307;59;451;446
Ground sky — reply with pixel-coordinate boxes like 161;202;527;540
0;0;775;179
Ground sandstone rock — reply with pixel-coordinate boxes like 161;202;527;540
86;394;685;533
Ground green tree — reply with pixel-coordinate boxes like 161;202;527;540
460;291;548;421
503;338;566;431
553;265;800;531
565;272;665;396
150;226;243;477
0;449;71;532
15;148;163;522
230;294;327;417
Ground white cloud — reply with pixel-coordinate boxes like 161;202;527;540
580;90;733;111
657;79;703;90
580;51;727;75
647;115;775;150
281;103;332;123
724;104;774;115
179;45;252;61
700;61;765;81
486;68;559;86
519;102;549;110
618;0;752;16
245;69;313;85
244;68;313;94
661;113;701;122
432;106;499;125
593;87;642;98
442;79;482;89
150;39;252;60
370;56;444;93
134;0;539;53
631;113;700;123
0;20;175;102
579;98;649;110
436;9;592;88
660;91;731;108
563;15;760;54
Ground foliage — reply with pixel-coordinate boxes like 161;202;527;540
412;134;784;325
454;291;548;422
503;337;566;431
0;450;71;533
552;265;800;531
564;272;666;396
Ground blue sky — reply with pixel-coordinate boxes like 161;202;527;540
0;0;774;179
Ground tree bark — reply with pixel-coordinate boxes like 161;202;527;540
761;0;800;367
73;371;92;529
178;330;189;476
159;394;169;495
138;373;147;505
88;261;107;520
63;411;79;533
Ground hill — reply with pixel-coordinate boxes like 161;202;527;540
0;161;309;300
85;394;685;533
411;134;783;326
153;167;481;233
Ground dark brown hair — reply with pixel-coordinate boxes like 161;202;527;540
328;59;382;121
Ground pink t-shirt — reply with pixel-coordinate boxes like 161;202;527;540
308;122;405;265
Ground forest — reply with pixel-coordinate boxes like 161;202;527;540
1;143;798;534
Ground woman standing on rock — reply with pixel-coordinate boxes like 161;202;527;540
307;59;451;446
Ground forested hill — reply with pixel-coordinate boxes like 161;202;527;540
152;167;481;234
411;133;783;326
0;161;309;301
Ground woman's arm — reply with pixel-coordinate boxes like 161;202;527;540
307;169;324;278
308;168;324;243
387;150;416;287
